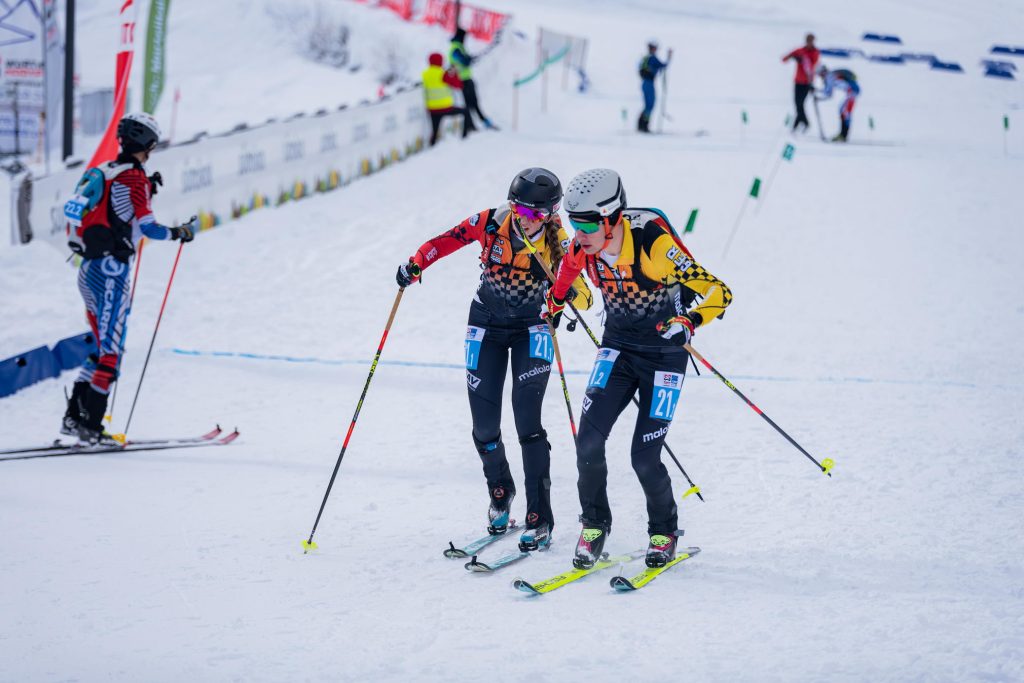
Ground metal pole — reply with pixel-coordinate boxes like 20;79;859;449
40;7;50;172
13;83;20;157
63;0;75;160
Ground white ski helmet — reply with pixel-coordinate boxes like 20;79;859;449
117;112;162;153
564;168;627;221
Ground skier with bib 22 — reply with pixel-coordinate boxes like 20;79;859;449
61;112;198;445
396;168;592;552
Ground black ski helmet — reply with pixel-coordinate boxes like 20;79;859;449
508;167;562;214
117;112;162;153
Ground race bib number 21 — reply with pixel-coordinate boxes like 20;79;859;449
528;325;554;363
650;371;684;421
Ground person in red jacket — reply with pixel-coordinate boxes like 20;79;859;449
782;33;820;133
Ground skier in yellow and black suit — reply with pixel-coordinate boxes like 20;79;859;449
396;168;592;552
544;168;731;570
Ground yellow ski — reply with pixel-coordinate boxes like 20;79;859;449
513;550;645;595
609;546;701;591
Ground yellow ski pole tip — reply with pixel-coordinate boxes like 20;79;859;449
682;485;701;499
302;540;318;553
112;433;127;445
104;414;113;423
822;458;835;475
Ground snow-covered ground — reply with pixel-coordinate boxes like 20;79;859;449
2;0;1023;681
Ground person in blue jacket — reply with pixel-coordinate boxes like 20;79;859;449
638;41;672;132
817;65;860;142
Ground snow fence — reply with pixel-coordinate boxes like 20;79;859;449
14;85;431;250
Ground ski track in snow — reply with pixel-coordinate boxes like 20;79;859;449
2;0;1024;681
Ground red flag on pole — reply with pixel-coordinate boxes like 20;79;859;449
88;0;139;168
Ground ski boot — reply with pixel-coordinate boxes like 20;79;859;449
519;522;551;552
75;385;120;447
645;531;682;568
573;524;609;570
60;381;91;436
76;424;122;448
486;485;515;535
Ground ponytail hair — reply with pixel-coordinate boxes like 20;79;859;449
543;218;566;274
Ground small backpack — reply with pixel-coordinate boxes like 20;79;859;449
64;162;135;257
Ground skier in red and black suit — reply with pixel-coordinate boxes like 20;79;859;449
395;169;592;552
61;113;197;445
543;169;732;570
783;33;820;133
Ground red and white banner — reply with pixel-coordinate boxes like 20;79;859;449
88;0;139;167
420;0;508;43
377;0;414;21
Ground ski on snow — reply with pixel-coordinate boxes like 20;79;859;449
0;427;240;462
0;425;225;456
512;549;647;595
443;522;519;559
465;550;531;573
609;546;701;591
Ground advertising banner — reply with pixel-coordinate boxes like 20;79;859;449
143;0;170;114
87;0;138;167
24;87;430;251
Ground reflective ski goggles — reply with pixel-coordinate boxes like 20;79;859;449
568;216;606;234
511;202;554;221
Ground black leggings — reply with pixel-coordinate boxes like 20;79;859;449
429;108;472;145
576;345;689;535
793;83;812;130
462;79;488;125
466;310;554;528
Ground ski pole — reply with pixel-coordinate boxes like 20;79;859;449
121;241;184;439
812;95;826;141
658;65;668;132
514;221;704;500
546;319;577;440
107;236;146;427
683;343;834;477
303;287;406;553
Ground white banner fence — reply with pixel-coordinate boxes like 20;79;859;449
15;85;431;250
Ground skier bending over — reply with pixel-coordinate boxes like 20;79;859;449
817;64;860;142
396;168;592;552
543;169;732;569
61;113;198;445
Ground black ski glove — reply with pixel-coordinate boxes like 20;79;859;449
170;216;198;243
396;261;422;288
149;171;163;196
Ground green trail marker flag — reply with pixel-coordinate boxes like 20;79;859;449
782;143;795;161
143;0;171;114
684;209;698;233
749;177;761;198
1004;115;1010;131
741;110;748;124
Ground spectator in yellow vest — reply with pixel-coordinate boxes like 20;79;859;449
423;52;474;146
